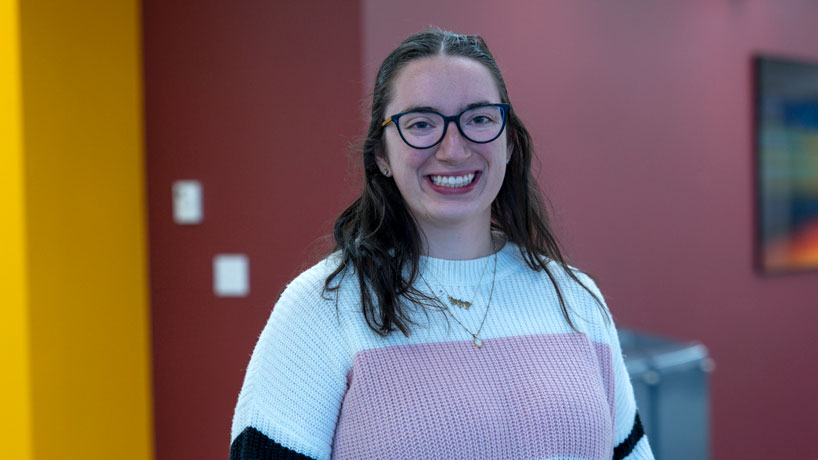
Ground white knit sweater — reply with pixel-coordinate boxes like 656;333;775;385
230;240;654;460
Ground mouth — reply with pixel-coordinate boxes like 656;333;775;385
427;172;477;189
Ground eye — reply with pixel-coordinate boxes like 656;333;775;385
400;113;439;132
463;106;501;128
407;120;433;130
465;113;498;127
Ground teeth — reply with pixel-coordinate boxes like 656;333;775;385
430;173;475;188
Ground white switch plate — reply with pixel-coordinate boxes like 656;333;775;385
173;180;203;224
213;254;249;297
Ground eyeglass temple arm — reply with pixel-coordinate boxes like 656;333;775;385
381;117;393;127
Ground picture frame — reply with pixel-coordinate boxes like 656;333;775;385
754;55;818;273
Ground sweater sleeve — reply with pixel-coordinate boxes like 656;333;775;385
230;265;351;460
576;272;655;460
607;312;655;459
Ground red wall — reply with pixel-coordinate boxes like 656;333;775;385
143;2;361;459
363;1;818;459
145;1;818;459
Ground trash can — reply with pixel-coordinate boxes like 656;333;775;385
618;329;715;460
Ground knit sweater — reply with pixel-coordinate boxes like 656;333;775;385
230;240;654;460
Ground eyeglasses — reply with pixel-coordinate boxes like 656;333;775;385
382;103;510;149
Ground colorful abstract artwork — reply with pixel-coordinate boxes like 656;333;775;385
755;56;818;273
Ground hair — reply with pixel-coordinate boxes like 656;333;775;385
323;28;607;336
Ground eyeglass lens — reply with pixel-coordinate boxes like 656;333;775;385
397;105;505;149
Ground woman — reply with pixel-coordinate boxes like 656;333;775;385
230;29;654;460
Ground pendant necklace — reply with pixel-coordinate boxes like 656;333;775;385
419;235;498;348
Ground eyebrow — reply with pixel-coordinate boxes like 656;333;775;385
399;100;494;114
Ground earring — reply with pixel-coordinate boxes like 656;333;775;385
383;168;390;176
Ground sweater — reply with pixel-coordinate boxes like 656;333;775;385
230;240;654;460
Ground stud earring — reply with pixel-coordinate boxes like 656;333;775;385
383;168;390;176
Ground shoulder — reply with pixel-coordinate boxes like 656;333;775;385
529;255;612;338
497;242;610;328
275;252;352;309
281;252;344;298
507;243;604;304
258;252;358;344
555;264;617;345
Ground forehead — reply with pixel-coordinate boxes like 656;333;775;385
387;56;501;113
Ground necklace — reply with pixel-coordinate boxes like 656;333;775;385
421;247;491;309
419;235;498;348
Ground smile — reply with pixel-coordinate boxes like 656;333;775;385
429;173;476;188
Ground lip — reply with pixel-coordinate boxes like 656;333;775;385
425;170;481;194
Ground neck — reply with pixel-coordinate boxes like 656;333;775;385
418;218;496;260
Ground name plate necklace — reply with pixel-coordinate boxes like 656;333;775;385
421;244;492;310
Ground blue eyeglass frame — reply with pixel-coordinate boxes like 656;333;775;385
381;103;511;149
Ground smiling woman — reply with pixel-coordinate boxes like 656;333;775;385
230;29;655;460
376;56;510;253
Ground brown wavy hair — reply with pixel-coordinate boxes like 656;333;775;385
324;28;606;336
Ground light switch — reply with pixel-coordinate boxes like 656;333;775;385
213;254;249;297
173;180;203;224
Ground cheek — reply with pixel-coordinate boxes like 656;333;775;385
489;144;509;186
386;149;429;175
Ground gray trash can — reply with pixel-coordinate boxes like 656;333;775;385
618;329;715;460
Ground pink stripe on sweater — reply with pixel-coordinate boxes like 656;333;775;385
332;333;614;460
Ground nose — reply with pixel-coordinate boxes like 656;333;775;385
434;120;471;163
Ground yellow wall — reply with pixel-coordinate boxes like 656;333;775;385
2;0;154;459
1;0;33;458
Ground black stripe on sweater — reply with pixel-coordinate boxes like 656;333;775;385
230;426;316;460
612;411;645;460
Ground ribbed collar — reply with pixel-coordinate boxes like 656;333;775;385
418;236;522;287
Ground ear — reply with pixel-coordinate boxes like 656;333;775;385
506;144;513;164
374;147;392;176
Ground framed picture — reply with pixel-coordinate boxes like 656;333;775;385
755;55;818;273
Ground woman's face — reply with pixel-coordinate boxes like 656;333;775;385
378;56;510;235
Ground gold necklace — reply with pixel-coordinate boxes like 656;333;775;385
419;236;498;348
421;248;491;309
